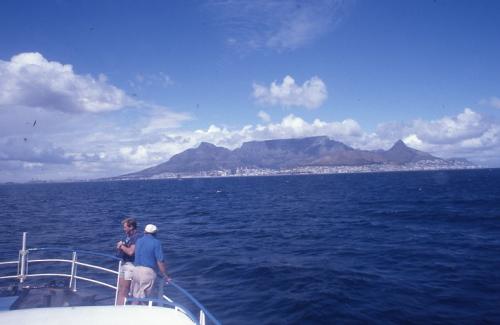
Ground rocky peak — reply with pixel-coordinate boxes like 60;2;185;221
389;140;409;151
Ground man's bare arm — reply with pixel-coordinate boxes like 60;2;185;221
157;261;170;281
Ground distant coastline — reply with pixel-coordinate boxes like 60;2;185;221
1;165;493;185
106;162;481;181
108;136;479;182
2;136;485;184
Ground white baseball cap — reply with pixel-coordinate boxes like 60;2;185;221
144;224;158;234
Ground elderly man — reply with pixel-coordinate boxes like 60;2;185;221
131;224;169;301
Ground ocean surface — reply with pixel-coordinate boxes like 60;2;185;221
1;169;500;324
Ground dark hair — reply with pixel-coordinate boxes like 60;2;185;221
121;217;137;230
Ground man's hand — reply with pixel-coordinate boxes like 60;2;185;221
116;241;124;250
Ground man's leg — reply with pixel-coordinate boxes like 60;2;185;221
117;263;134;305
117;277;131;305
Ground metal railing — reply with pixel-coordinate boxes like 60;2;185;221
0;232;220;325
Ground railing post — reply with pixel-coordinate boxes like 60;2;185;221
158;278;164;302
114;260;122;306
69;251;78;291
200;310;206;325
18;232;28;283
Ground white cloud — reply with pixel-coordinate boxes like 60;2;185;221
187;114;364;151
258;110;271;122
375;108;500;160
0;52;135;113
253;75;327;109
129;72;174;91
206;0;347;51
480;96;500;109
141;108;192;134
402;134;424;148
0;52;196;182
173;109;500;166
412;108;487;144
2;103;500;182
119;145;149;164
0;137;71;164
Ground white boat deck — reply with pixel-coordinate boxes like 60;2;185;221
0;305;196;325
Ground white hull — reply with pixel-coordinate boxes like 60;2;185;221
0;305;196;325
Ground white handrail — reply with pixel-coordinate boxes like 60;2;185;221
73;276;117;290
23;273;71;278
75;261;119;275
27;259;119;275
27;259;73;263
0;275;19;280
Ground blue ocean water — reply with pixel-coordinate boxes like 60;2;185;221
1;169;500;324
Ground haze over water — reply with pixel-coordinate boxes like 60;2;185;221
1;169;499;323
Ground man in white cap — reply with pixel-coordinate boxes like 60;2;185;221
130;224;169;302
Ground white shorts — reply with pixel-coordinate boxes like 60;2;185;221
120;262;135;281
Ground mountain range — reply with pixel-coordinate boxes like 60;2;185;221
112;136;474;180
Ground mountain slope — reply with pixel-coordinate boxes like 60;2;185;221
115;137;460;179
125;142;239;177
234;136;354;168
383;140;439;164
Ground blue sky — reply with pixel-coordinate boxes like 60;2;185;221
1;0;500;181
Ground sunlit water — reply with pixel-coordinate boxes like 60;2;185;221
1;169;499;324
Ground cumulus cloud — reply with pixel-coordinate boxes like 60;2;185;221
206;0;348;51
47;108;500;181
411;108;487;144
0;137;71;164
0;52;196;181
129;72;174;91
0;52;135;113
2;102;500;182
258;110;271;123
179;114;365;151
376;108;491;147
264;114;362;140
480;96;500;109
158;109;499;166
141;108;192;134
119;145;149;164
253;75;327;109
375;108;499;160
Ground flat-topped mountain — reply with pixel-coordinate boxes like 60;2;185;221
112;136;475;180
